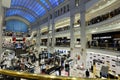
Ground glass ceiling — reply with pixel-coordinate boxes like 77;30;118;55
40;0;50;10
6;9;36;23
5;0;65;23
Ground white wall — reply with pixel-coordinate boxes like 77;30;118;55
86;50;120;75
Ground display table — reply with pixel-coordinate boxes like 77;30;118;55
45;66;61;74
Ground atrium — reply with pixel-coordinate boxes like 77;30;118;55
0;0;120;80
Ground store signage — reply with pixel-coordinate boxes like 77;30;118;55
55;49;68;54
93;36;112;39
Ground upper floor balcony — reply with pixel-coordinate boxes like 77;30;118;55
40;12;120;39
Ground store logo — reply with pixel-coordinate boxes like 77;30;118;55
93;36;112;39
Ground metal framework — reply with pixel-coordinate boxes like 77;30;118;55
8;7;38;18
5;16;30;25
6;9;36;23
5;0;65;23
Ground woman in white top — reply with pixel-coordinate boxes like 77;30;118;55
34;61;41;74
56;71;59;76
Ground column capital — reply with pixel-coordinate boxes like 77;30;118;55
79;0;88;13
52;22;55;25
70;0;75;10
79;0;89;4
70;10;75;16
2;0;11;8
39;27;41;30
79;5;86;13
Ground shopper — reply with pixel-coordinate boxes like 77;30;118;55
56;70;59;76
85;69;90;78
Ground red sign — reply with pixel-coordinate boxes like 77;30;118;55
12;37;16;42
23;37;26;42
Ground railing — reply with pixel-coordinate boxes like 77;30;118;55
89;43;120;51
41;43;47;46
0;69;90;80
1;69;118;80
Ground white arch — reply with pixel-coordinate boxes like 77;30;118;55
5;16;30;26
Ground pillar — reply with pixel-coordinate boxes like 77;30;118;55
39;28;41;49
0;1;4;62
70;0;75;59
36;28;39;47
70;15;75;59
51;12;55;53
35;27;40;58
36;27;41;52
79;0;87;68
47;15;51;52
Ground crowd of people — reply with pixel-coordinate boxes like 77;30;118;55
0;46;93;80
39;51;70;75
0;50;37;73
0;48;71;78
77;7;120;26
87;7;120;26
87;40;120;51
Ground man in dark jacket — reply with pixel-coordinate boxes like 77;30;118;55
85;69;90;78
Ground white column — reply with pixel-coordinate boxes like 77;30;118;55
79;0;87;68
0;1;4;62
39;28;41;46
36;27;41;52
36;28;39;47
51;13;55;53
70;0;75;59
38;27;41;52
70;15;75;58
47;15;51;52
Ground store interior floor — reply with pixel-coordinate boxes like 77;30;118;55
70;48;120;78
0;47;120;79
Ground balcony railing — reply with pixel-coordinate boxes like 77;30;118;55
0;69;119;80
